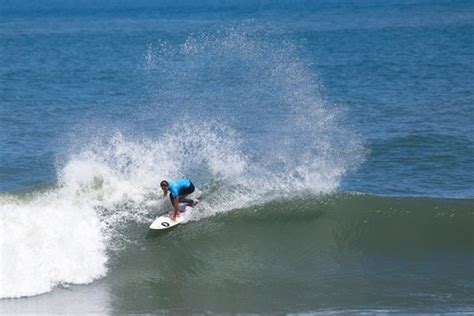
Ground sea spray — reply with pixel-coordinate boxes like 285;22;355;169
142;26;365;196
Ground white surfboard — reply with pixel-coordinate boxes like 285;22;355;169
150;188;201;230
149;204;193;230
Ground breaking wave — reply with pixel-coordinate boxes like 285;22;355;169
0;26;365;298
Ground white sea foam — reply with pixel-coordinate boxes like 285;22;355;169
0;192;106;298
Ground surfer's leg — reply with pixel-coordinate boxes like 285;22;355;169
177;182;196;206
179;197;196;206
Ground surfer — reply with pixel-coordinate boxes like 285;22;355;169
160;179;196;221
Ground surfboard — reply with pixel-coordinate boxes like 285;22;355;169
150;189;201;230
149;203;193;230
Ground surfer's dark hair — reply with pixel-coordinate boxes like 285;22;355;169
160;180;169;187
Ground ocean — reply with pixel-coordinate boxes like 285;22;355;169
1;0;473;314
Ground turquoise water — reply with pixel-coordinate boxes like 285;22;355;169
1;0;473;313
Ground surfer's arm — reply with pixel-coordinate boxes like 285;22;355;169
171;197;180;221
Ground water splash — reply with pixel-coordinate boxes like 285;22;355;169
0;25;365;298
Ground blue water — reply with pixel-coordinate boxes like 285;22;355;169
1;0;474;313
2;0;473;197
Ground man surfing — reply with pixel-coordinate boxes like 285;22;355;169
160;178;197;221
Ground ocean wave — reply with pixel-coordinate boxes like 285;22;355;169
0;26;365;299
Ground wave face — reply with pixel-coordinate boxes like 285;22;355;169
110;194;473;313
4;193;472;313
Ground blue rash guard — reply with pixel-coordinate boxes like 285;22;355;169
168;178;193;201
